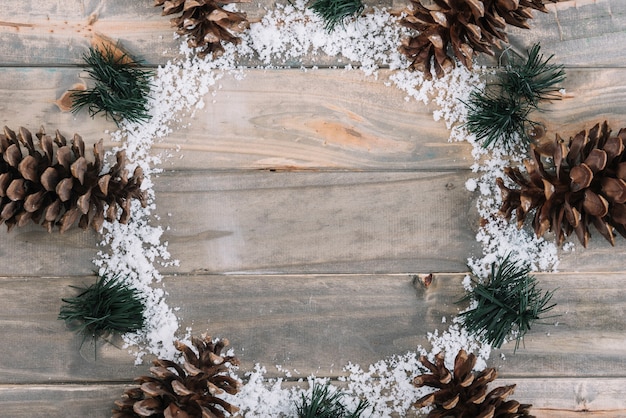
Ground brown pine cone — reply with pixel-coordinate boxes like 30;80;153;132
399;0;561;77
154;0;249;58
413;349;534;418
0;126;146;233
498;121;626;247
113;335;241;418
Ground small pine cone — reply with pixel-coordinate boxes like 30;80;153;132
0;126;146;233
399;0;560;77
413;349;534;418
154;0;250;58
113;335;242;418
497;121;626;247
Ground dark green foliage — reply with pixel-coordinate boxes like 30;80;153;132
59;274;145;342
464;91;534;150
501;43;566;105
71;45;153;126
308;0;364;32
459;254;557;350
465;43;565;149
296;382;369;418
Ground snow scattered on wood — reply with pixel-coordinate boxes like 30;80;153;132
93;0;562;413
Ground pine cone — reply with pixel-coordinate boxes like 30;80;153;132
497;121;626;247
413;350;534;418
399;0;559;77
113;335;241;418
155;0;250;58
0;126;146;233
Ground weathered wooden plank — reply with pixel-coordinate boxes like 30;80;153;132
0;384;123;418
0;1;623;68
0;165;623;276
0;170;476;276
4;66;626;171
1;273;626;384
1;380;625;417
508;0;626;67
168;273;626;379
155;170;477;274
499;377;626;416
0;67;473;171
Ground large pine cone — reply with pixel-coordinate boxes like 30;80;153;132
399;0;559;77
497;121;626;247
113;335;241;418
0;126;146;233
155;0;249;58
413;349;534;418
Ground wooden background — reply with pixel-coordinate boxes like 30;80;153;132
1;0;626;416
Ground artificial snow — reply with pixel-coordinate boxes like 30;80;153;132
92;0;566;414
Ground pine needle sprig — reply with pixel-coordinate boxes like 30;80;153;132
501;43;566;105
464;43;565;150
296;382;369;418
58;273;145;343
308;0;365;32
71;45;153;126
459;254;557;350
464;91;534;149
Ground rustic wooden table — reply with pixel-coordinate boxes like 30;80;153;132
1;0;625;416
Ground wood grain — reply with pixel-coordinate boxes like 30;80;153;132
0;67;473;171
1;273;625;384
508;0;626;67
154;170;478;274
1;1;623;67
3;67;626;172
0;165;623;277
0;380;625;417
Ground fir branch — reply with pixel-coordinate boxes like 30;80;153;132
297;382;369;418
464;43;565;150
58;273;145;342
71;45;153;126
459;254;557;350
464;91;534;149
501;43;566;105
309;0;365;32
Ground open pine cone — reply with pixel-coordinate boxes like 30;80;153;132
0;126;146;233
399;0;559;77
413;350;534;418
497;121;626;247
113;335;241;418
155;0;250;58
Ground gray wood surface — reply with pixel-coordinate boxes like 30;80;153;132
1;1;623;67
1;273;626;416
1;380;626;417
1;273;625;382
1;0;626;416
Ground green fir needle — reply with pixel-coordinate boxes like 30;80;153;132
309;0;365;32
501;43;566;105
58;273;145;343
296;382;369;418
459;254;557;351
71;45;153;126
464;43;565;150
